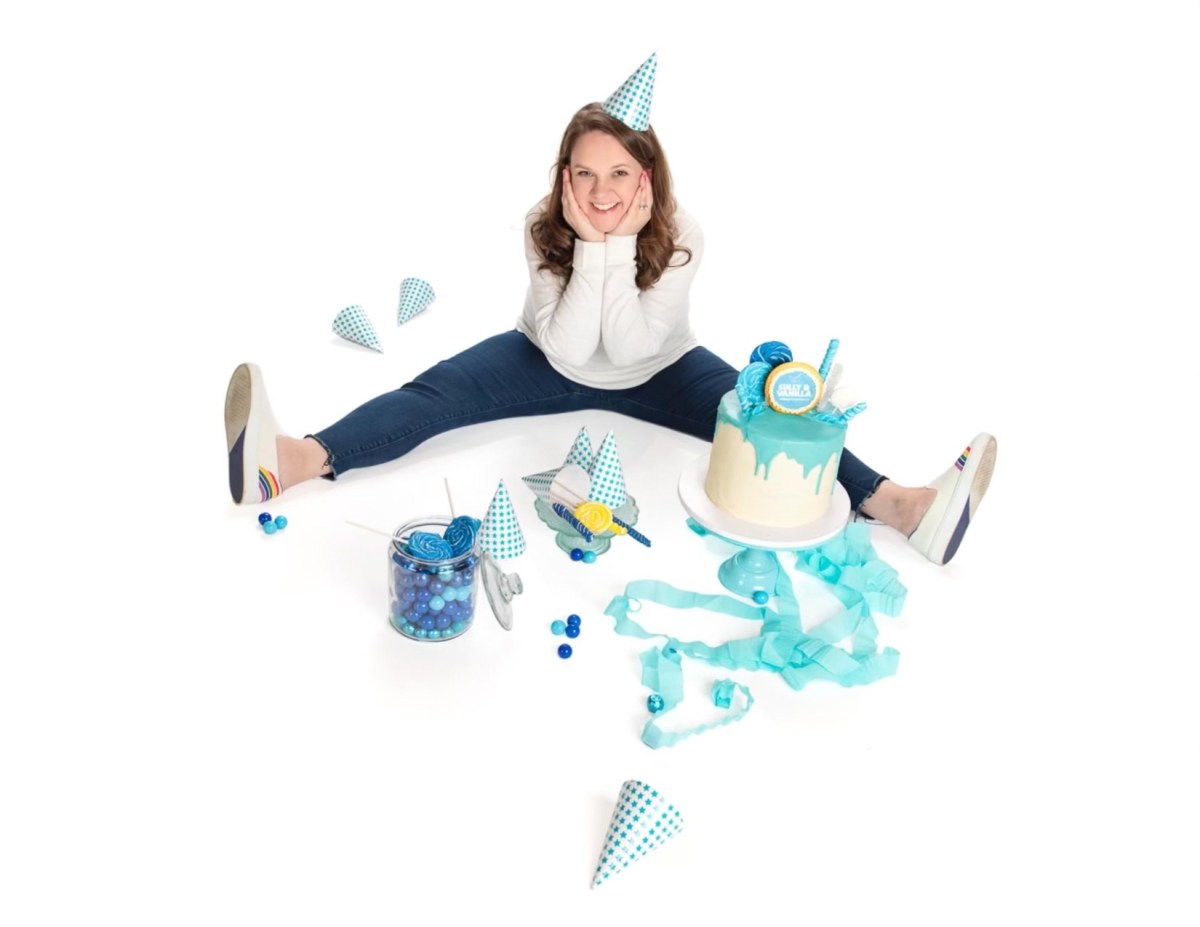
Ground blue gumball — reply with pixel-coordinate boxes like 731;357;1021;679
565;624;580;639
557;644;573;659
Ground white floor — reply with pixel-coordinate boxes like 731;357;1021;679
4;4;1198;924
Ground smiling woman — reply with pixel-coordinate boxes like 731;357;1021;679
224;53;996;565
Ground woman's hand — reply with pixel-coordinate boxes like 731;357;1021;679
561;168;605;243
609;170;653;238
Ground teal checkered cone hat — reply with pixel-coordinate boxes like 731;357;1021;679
480;479;526;559
602;53;657;131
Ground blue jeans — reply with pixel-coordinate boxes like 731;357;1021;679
312;330;887;511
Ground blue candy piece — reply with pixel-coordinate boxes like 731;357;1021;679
569;548;584;561
257;512;272;525
735;361;772;417
647;694;665;713
557;644;573;659
565;625;580;639
443;516;481;557
750;340;793;366
262;521;278;535
274;515;288;530
752;590;769;605
566;614;581;627
582;550;597;564
407;531;455;561
550;620;566;635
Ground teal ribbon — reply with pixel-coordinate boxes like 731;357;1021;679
604;522;905;749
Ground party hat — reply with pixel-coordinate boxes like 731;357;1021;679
479;479;526;559
592;780;683;889
602;53;657;132
562;426;594;470
521;467;560;502
549;463;591;511
587;431;627;508
332;305;382;353
397;276;436;325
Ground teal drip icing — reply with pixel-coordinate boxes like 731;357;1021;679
719;392;844;482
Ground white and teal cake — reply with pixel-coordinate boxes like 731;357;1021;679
704;340;865;528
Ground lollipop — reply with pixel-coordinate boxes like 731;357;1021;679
443;515;480;557
406;531;455;561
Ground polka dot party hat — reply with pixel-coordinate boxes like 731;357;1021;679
332;305;383;353
592;780;683;889
397;276;436;325
562;426;594;471
602;52;657;132
587;430;627;509
479;479;526;560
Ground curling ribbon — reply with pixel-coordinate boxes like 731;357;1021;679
604;522;904;749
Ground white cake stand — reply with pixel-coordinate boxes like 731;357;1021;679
677;457;851;603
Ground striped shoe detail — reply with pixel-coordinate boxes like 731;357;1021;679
258;466;281;501
954;446;971;471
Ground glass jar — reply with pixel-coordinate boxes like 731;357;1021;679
388;516;480;641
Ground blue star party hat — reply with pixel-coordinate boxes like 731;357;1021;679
602;53;657;131
592;780;683;889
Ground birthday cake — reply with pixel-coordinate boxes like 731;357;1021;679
704;340;866;528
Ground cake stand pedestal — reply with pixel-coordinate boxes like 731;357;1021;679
677;457;850;603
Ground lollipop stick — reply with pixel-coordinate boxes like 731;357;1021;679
347;520;398;541
444;478;457;518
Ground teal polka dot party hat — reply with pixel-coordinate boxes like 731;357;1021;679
332;305;383;353
479;479;526;560
592;779;683;889
587;430;627;509
397;276;435;325
602;52;657;132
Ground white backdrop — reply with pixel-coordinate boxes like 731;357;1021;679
3;2;1198;924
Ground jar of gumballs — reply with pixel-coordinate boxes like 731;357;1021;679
389;515;481;641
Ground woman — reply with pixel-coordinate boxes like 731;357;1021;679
225;101;995;565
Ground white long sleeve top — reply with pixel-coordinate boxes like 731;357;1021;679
516;204;703;388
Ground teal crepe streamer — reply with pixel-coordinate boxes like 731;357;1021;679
604;522;905;749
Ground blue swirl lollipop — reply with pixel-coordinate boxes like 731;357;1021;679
735;361;772;417
443;516;480;557
406;531;456;561
749;341;792;366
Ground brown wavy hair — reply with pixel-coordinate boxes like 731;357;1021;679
529;103;691;291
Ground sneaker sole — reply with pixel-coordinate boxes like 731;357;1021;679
224;363;280;505
934;433;997;564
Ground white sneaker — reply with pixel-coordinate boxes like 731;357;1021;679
224;363;285;505
908;433;997;565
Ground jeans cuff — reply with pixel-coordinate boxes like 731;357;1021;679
305;433;338;481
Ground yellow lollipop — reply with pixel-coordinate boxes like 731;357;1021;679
574;501;626;535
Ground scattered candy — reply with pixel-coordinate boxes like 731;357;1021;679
274;515;288;530
570;548;585;561
263;521;278;535
551;620;567;635
582;550;597;564
258;512;273;525
647;694;665;713
752;590;769;605
557;644;573;659
566;614;581;627
565;624;580;639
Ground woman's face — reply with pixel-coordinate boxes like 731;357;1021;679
568;130;644;234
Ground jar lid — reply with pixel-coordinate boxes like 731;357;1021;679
479;552;523;631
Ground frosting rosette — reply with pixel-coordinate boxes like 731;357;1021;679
443;515;481;557
405;531;456;561
749;341;792;366
735;361;772;417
